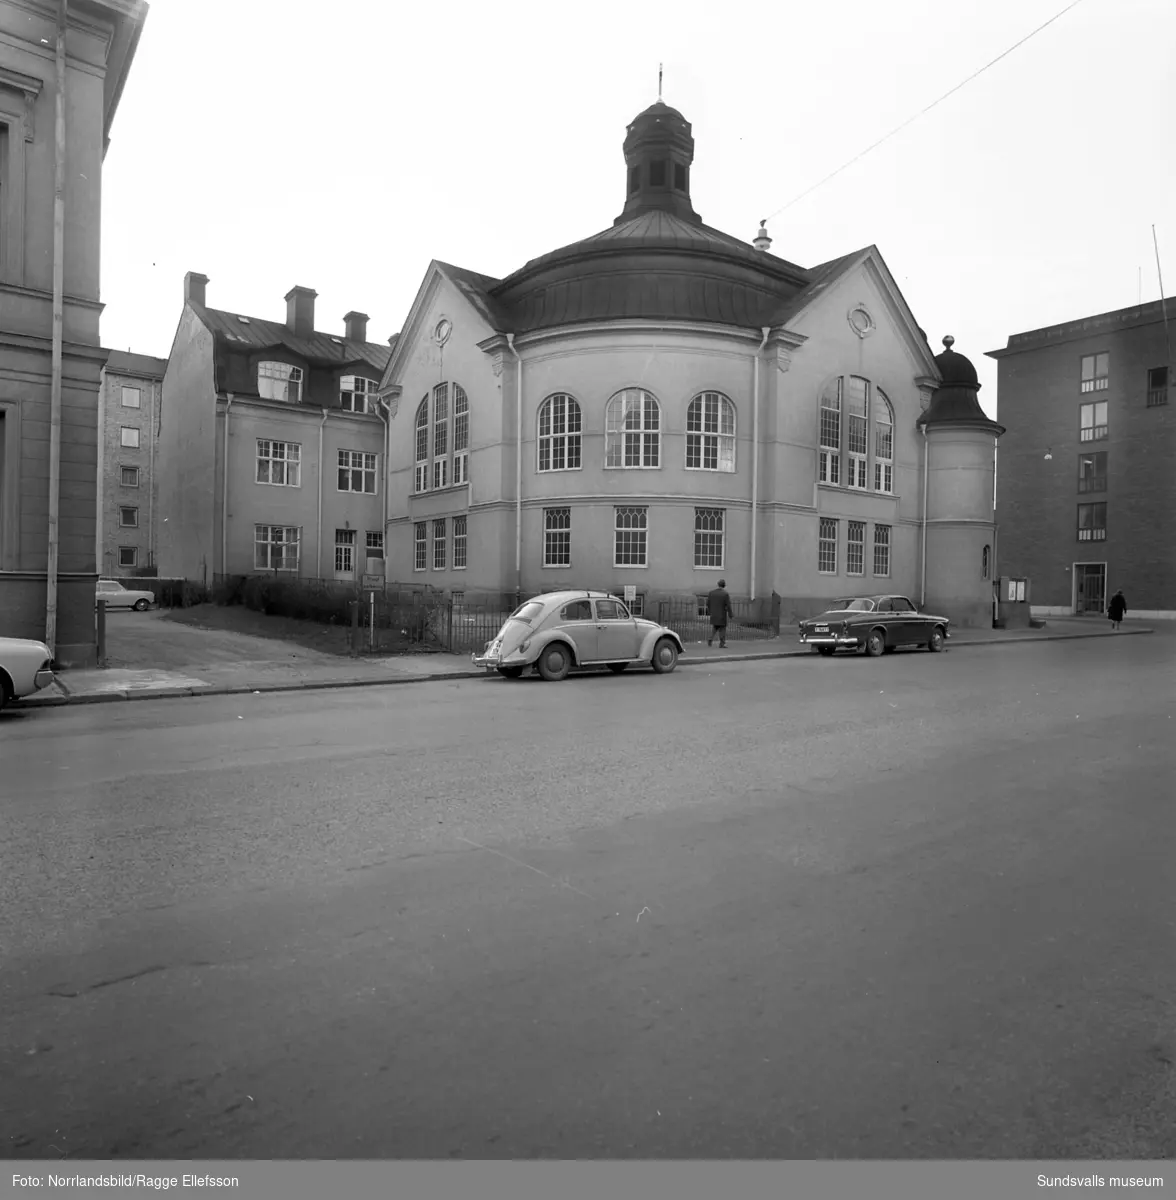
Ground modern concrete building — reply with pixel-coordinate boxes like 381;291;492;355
155;275;393;587
0;0;148;665
987;298;1174;618
378;99;1003;627
97;349;165;575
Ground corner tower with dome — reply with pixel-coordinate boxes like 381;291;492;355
377;97;1000;628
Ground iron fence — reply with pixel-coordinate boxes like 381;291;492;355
655;595;780;644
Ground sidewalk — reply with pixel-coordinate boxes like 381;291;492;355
15;615;1155;709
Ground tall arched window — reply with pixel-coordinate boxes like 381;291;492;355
846;376;869;489
686;392;736;471
537;393;582;472
874;390;893;494
414;398;429;493
605;389;660;468
819;379;841;485
982;544;991;579
414;382;470;493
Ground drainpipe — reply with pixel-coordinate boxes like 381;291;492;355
506;333;522;596
378;398;390;579
920;424;929;608
221;393;233;577
750;327;770;601
148;378;157;568
316;408;329;579
45;0;67;656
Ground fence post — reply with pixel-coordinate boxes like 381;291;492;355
447;597;454;653
96;598;106;667
349;599;359;656
369;591;375;654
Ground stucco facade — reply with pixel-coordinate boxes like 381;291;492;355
97;349;165;575
379;100;1001;627
0;0;147;665
156;277;391;585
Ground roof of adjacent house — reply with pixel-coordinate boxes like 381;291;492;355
192;304;395;373
104;349;168;378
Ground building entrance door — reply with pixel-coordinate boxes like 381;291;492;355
1074;563;1106;615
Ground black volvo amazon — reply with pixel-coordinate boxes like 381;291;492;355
798;595;951;657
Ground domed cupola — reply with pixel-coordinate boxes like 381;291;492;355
615;100;702;226
918;335;1005;434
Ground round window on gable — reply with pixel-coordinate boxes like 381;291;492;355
848;306;875;339
434;319;452;346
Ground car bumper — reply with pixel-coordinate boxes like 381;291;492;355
799;633;860;648
471;651;501;670
33;668;55;691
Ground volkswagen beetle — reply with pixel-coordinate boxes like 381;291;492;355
0;637;55;710
798;595;950;657
472;591;686;681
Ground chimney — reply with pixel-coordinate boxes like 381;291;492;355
343;311;369;343
184;271;208;307
284;286;317;337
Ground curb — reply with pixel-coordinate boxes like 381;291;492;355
14;627;1154;709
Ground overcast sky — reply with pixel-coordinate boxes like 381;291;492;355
99;0;1175;420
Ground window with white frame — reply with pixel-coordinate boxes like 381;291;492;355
414;521;427;570
335;528;356;575
258;361;303;403
121;386;141;409
1080;352;1109;393
366;530;384;556
818;379;841;484
874;392;893;494
255;524;300;571
537;394;583;472
1079;400;1108;442
453;515;467;568
433;383;449;489
120;426;140;449
433;518;447;569
628;593;645;616
119;506;138;528
614;506;648;566
256;439;301;486
453;384;469;484
686;392;736;471
118;546;138;568
414;398;429;492
544;507;571;567
847;521;865;576
818;517;838;574
605;389;660;468
120;466;139;487
339;375;379;413
693;508;725;568
338;449;377;494
873;524;891;577
845;377;869;489
1078;451;1107;494
1077;502;1106;542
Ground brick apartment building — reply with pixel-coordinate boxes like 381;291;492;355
97;349;166;576
987;297;1174;618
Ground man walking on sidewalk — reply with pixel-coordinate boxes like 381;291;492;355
707;579;733;648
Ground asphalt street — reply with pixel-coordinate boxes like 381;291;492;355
2;631;1174;1160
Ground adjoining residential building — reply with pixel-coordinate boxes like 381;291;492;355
0;0;148;665
377;99;1003;627
987;298;1174;618
97;350;166;576
155;276;394;588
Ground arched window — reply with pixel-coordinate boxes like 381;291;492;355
874;391;893;494
537;393;582;472
414;398;429;493
605;389;660;468
818;379;841;484
414;382;470;493
982;544;991;579
258;361;303;404
846;376;869;489
819;375;896;494
686;392;735;471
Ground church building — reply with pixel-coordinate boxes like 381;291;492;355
377;99;1003;628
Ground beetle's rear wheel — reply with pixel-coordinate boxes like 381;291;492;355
537;643;572;681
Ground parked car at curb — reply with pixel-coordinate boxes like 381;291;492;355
798;595;950;657
0;637;55;710
96;578;155;611
472;591;686;681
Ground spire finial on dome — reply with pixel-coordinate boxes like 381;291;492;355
942;334;955;349
658;62;663;102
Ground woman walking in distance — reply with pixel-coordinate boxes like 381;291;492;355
1107;589;1127;630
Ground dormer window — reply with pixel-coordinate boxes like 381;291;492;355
258;361;303;403
674;163;687;191
649;160;667;187
340;375;378;413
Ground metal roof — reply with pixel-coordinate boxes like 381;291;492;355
103;349;167;378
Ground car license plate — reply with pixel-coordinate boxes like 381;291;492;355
815;625;828;633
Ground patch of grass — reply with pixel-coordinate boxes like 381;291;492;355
161;603;361;657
